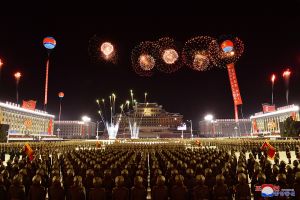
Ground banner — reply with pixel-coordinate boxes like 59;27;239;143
227;63;242;105
22;100;37;110
252;119;258;133
47;119;53;135
262;104;276;113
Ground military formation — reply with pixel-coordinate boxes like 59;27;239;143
0;138;299;199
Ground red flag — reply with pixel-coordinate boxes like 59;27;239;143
260;140;276;159
24;143;34;161
260;141;269;150
22;100;37;110
267;146;276;159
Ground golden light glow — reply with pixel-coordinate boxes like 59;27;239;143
100;42;114;57
271;74;276;83
0;59;3;68
139;54;155;70
162;49;179;64
193;52;210;70
14;72;21;79
283;69;291;78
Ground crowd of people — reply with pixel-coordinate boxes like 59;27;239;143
0;139;299;199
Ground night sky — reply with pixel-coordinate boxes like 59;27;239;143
0;15;300;126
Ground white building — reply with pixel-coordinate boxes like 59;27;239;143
250;104;300;136
54;121;96;139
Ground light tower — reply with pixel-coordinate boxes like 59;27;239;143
43;36;56;111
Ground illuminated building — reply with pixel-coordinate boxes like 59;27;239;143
118;103;183;138
250;104;300;136
54;120;96;139
0;101;55;141
199;119;251;138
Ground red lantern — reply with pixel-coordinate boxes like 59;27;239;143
58;92;64;98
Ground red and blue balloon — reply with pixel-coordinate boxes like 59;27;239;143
221;40;234;53
43;37;56;50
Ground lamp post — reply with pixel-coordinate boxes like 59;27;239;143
204;114;214;138
187;120;193;139
57;92;64;138
96;121;99;140
0;59;3;81
282;69;291;105
271;74;276;105
14;72;21;104
82;116;91;139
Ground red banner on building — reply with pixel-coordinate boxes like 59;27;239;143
48;119;53;135
262;104;276;113
22;100;37;110
227;63;242;105
252;119;258;133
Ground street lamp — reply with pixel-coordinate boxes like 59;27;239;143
282;69;291;105
82;116;91;139
187;120;193;139
204;114;214;137
0;59;3;80
270;74;276;105
14;72;21;104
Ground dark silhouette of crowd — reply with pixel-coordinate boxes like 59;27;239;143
0;140;299;199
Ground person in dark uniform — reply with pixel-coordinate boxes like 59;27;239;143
8;174;26;200
130;176;146;200
0;174;7;200
234;173;250;200
112;176;129;200
68;176;86;200
170;174;188;200
28;175;46;200
192;174;209;200
49;176;65;200
152;175;168;200
88;177;106;200
286;146;291;164
212;174;229;200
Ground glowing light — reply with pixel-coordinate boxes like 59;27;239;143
14;72;21;79
138;54;155;70
82;116;91;122
162;49;179;64
58;92;64;98
204;114;213;121
100;42;114;57
43;36;56;50
0;59;3;68
282;69;291;78
271;74;276;83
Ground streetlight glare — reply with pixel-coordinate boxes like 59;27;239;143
82;116;91;122
204;114;213;121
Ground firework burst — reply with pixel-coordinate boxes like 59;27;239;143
182;36;215;71
156;37;182;73
88;35;117;64
131;41;160;77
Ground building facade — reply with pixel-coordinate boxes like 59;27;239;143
54;121;96;139
199;119;251;138
250;104;300;136
0;101;55;136
118;103;183;138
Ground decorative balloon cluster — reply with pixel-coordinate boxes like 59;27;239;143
133;35;244;76
88;35;244;77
